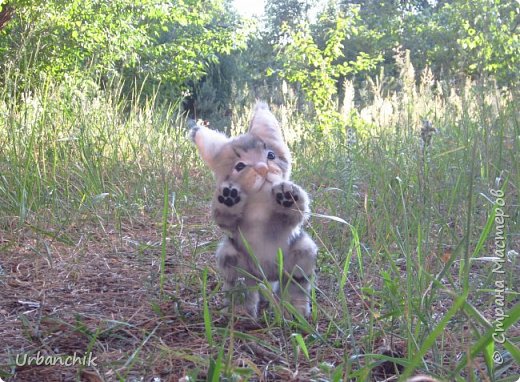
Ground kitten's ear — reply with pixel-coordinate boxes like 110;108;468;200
249;102;291;163
190;125;229;170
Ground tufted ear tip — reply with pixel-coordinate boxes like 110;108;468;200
249;101;278;132
249;101;291;168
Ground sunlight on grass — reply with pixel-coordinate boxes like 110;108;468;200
1;61;518;380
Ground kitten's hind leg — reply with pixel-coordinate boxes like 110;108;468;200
216;238;240;299
284;276;312;318
283;233;318;318
216;238;259;318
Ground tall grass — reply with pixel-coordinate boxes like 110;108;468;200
0;70;197;231
257;54;519;379
1;56;518;380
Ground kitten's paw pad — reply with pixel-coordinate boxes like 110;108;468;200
273;182;300;208
218;185;241;207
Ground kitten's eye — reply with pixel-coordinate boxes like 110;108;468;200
235;162;246;171
267;151;275;160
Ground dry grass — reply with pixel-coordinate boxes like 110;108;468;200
2;189;518;381
1;64;519;381
0;199;409;381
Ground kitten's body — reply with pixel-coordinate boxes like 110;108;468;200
191;102;317;317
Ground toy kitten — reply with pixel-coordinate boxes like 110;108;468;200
191;102;317;318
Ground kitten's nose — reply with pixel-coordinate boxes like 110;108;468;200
254;163;268;177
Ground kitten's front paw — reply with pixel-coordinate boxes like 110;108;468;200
272;181;300;208
218;184;242;207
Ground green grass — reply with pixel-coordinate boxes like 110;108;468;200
0;66;519;381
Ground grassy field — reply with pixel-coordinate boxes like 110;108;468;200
0;67;519;381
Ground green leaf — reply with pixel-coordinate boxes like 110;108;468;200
291;333;310;360
202;268;213;347
483;340;495;376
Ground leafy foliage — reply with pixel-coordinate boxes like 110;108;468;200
440;0;519;82
275;5;380;129
334;0;519;83
0;0;243;96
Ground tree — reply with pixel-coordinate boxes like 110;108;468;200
0;0;243;97
276;5;380;129
265;0;317;44
445;0;519;83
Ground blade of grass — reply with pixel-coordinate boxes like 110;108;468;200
202;267;213;347
462;132;478;292
120;324;159;380
207;347;224;382
291;332;310;360
401;290;468;380
159;183;169;298
450;302;520;378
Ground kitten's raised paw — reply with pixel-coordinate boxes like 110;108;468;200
272;181;300;208
218;184;241;207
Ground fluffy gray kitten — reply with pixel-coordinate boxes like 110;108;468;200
191;102;317;317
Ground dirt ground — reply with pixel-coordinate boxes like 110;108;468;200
1;209;518;381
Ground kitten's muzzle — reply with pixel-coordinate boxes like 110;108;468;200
254;162;268;177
